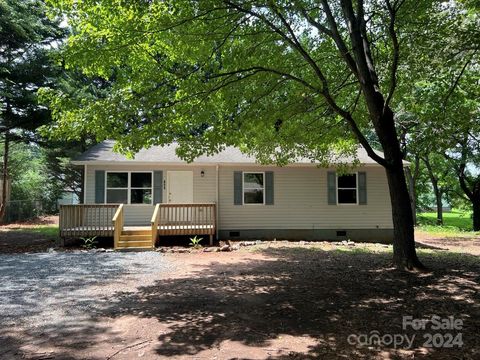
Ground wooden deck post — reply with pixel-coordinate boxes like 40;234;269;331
151;203;161;248
112;204;124;249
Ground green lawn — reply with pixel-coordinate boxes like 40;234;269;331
417;209;477;235
12;225;59;239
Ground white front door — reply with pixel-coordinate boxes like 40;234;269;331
167;171;194;203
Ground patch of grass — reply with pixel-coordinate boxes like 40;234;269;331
417;209;478;236
12;225;59;239
417;248;479;265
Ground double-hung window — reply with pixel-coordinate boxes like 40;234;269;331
243;172;264;204
337;173;357;204
106;172;153;204
106;172;128;204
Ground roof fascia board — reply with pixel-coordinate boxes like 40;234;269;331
70;160;385;167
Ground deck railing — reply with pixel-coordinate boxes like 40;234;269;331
112;204;124;249
59;204;119;238
158;203;216;236
59;203;216;247
151;203;161;247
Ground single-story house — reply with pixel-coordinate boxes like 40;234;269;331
59;140;395;249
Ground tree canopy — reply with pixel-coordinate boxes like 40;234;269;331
0;0;64;140
41;0;479;268
42;0;428;162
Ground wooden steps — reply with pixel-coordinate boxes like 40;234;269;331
121;229;151;236
116;230;153;250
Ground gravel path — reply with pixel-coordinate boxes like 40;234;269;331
0;251;174;332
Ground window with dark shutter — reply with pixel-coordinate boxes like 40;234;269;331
337;173;357;204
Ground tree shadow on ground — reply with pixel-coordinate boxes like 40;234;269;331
0;252;170;359
96;247;479;359
1;247;478;359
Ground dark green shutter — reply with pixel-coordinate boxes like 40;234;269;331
95;170;105;204
327;171;336;205
234;171;242;205
265;171;274;205
153;171;163;204
358;171;367;205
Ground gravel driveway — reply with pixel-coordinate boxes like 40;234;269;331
0;251;174;335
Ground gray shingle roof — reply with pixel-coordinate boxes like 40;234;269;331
73;140;386;165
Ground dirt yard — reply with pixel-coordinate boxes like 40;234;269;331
0;226;479;359
0;216;59;253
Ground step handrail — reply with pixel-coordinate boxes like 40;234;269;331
151;203;161;248
112;204;124;249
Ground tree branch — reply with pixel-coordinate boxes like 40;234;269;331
220;1;386;167
224;1;331;92
208;66;321;93
318;0;359;76
340;0;377;91
443;54;473;107
384;0;400;108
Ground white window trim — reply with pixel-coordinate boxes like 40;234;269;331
105;171;154;205
242;171;266;205
336;172;358;206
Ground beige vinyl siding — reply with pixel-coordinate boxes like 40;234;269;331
218;166;393;230
85;163;393;229
86;164;216;225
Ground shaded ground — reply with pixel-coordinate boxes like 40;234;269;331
0;215;59;253
0;239;478;359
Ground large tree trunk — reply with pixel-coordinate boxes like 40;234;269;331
369;103;424;270
435;190;443;225
404;159;418;226
431;181;443;225
384;160;424;270
0;132;9;223
332;0;424;269
473;196;480;231
423;156;443;225
456;162;480;232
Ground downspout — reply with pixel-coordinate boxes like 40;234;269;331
216;164;219;239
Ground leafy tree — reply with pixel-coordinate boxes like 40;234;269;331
0;0;64;220
445;133;480;230
44;0;470;269
0;141;59;212
402;4;480;230
39;71;108;203
421;154;457;225
41;137;93;204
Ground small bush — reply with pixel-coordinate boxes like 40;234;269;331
81;236;98;250
189;235;203;249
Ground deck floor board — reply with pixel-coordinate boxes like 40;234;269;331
61;224;214;236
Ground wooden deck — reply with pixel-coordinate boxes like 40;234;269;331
59;203;216;249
